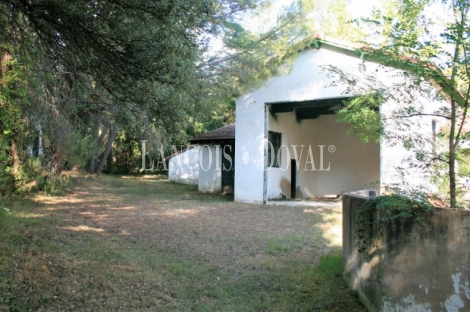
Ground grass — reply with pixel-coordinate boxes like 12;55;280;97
264;233;306;255
0;174;365;311
0;206;11;237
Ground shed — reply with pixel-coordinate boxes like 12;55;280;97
190;124;235;194
166;145;199;185
233;37;443;203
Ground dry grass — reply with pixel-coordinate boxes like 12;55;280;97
0;174;364;311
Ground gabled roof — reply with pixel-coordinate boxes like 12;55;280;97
285;34;361;62
311;35;465;106
190;124;235;144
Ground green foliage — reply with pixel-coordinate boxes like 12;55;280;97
0;57;27;151
13;158;72;196
198;1;309;100
40;175;72;197
282;251;364;311
337;92;385;143
356;193;433;260
0;175;365;311
325;0;470;207
264;233;305;255
1;0;206;107
301;0;364;41
0;164;15;196
0;0;311;181
457;154;470;176
0;206;11;237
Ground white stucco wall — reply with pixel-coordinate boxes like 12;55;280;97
379;92;445;193
168;146;199;185
235;47;383;203
313;115;380;196
267;112;380;199
267;112;317;199
198;144;222;193
235;45;444;203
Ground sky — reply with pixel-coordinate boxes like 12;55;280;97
274;0;382;19
208;0;382;54
242;0;382;34
349;0;382;18
210;0;450;55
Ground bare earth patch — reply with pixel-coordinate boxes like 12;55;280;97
0;174;364;311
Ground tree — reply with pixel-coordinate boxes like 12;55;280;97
195;1;309;103
300;0;364;41
0;0;312;186
327;0;470;207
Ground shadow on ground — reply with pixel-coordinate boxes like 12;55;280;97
0;174;364;311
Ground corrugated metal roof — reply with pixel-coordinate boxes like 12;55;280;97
189;124;235;143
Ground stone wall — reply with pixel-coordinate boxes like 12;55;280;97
343;194;470;311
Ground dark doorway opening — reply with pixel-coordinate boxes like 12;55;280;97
291;159;297;198
222;144;235;194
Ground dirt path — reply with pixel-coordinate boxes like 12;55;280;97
0;174;364;311
47;175;341;266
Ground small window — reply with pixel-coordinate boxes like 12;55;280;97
268;131;282;167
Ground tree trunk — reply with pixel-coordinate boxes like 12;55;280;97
449;98;457;208
96;123;118;176
10;139;20;179
106;144;113;173
448;1;466;208
88;156;97;174
88;118;100;173
1;51;12;77
89;119;109;173
127;143;133;174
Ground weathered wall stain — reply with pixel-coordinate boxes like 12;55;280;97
343;194;470;311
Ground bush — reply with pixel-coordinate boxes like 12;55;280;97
0;206;11;237
40;173;72;196
355;194;433;260
14;158;72;196
0;164;15;196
